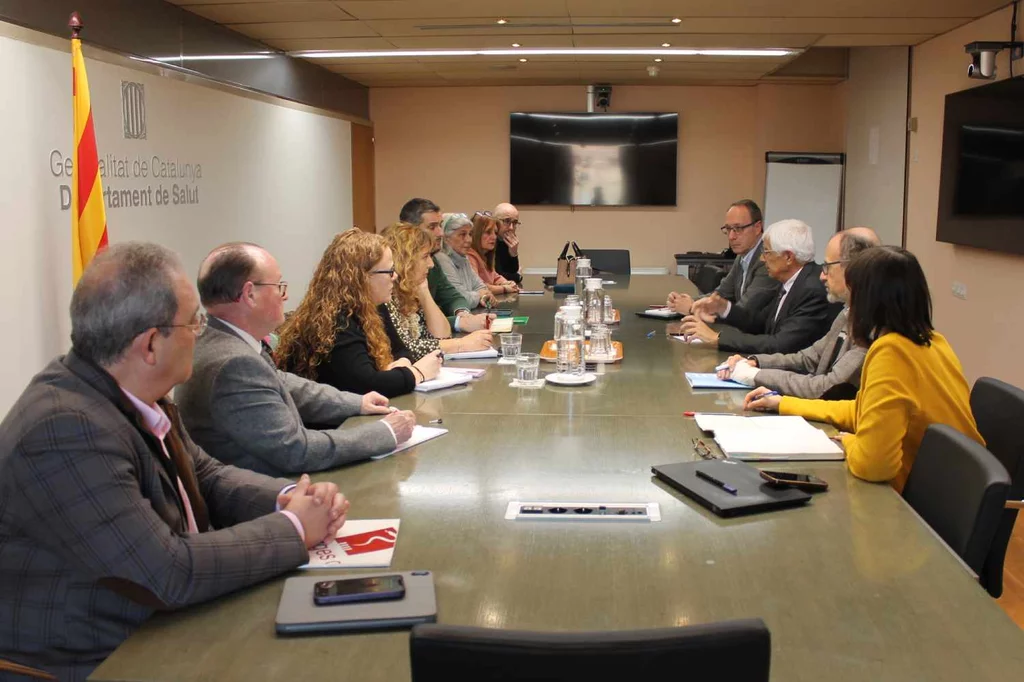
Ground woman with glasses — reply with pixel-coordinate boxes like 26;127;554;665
275;230;442;398
467;213;519;297
381;223;494;361
434;213;498;309
745;246;983;491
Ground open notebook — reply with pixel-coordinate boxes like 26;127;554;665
694;414;844;461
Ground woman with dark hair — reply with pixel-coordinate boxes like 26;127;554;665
467;213;518;296
745;246;983;491
275;230;442;398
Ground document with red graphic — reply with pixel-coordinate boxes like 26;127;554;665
300;519;401;569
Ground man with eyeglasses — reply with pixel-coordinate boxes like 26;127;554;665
400;197;494;330
0;243;345;680
666;199;779;316
716;228;880;399
492;202;524;285
177;242;415;477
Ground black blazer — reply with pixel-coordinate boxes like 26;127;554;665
494;240;522;284
717;263;841;355
309;306;416;398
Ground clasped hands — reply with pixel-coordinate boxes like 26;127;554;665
277;474;350;549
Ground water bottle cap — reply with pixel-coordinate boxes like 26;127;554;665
576;258;590;267
585;278;602;290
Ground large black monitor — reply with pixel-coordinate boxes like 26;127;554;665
509;112;678;206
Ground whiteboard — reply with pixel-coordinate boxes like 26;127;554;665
763;152;845;263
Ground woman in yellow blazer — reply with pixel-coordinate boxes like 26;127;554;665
745;246;983;492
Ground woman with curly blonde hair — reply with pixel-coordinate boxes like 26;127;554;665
381;223;494;361
276;229;442;397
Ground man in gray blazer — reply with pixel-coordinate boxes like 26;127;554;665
717;228;880;398
667;199;780;316
176;243;416;477
0;243;344;680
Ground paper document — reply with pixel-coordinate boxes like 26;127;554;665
414;367;480;392
670;335;704;345
489;318;514;333
371;425;448;460
643;308;679;318
518;290;545;295
694;414;844;461
685;373;748;389
301;519;401;569
444;348;499;360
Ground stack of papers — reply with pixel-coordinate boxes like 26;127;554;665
671;335;704;345
444;348;499;360
693;414;844;461
685;373;747;389
488;318;514;333
642;308;679;318
371;425;448;460
415;367;483;392
301;519;401;569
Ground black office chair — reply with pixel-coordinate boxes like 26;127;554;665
580;248;631;275
970;377;1024;597
409;619;771;682
691;264;726;294
902;424;1011;576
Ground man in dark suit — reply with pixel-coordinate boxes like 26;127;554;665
492;202;523;284
0;243;345;681
176;243;416;476
679;219;841;355
667;199;780;316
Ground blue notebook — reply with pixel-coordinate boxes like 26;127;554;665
685;373;749;390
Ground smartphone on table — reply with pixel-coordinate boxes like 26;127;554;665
493;309;514;318
313;575;406;606
759;470;829;492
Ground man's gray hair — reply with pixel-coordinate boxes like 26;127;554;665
70;242;184;366
764;219;815;264
839;230;878;262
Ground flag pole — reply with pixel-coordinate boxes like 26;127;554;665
69;11;82;38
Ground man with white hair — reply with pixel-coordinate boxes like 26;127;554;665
492;202;523;284
679;219;840;354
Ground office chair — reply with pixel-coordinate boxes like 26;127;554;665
691;264;727;294
409;619;771;682
0;659;56;680
580;248;631;275
970;377;1024;597
902;424;1011;576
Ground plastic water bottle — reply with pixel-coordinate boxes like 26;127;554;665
584;278;605;327
574;258;592;298
556;306;585;375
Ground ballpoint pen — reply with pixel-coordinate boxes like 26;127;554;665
695;469;738;495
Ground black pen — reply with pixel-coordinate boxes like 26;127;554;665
696;469;738;495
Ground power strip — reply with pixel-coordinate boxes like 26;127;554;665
505;501;661;522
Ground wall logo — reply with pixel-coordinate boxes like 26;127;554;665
121;81;147;140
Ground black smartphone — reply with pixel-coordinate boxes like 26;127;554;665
313;576;406;606
759;470;829;492
493;309;514;318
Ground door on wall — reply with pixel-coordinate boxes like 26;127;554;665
351;123;376;232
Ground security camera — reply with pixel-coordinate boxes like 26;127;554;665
593;84;612;109
647;65;660;77
963;41;1020;80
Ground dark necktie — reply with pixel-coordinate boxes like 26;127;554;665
260;340;277;369
825;332;846;371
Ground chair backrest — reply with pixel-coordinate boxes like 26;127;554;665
970;377;1024;597
902;424;1011;576
410;619;771;682
691;264;726;294
581;248;631;274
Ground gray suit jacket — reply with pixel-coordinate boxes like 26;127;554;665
752;307;867;398
176;317;396;476
0;352;307;681
709;242;780;311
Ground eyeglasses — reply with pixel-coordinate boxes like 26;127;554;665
720;221;756;236
474;210;492;218
821;259;844;274
253;281;288;297
160;311;208;337
370;267;396;277
691;437;721;461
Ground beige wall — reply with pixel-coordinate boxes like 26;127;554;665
844;46;909;246
371;84;844;272
907;5;1024;387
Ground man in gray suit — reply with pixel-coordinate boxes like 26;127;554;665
717;228;880;398
666;199;780;316
176;242;415;477
0;243;344;680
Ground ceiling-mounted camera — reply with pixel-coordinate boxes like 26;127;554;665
965;41;1024;80
593;84;612;109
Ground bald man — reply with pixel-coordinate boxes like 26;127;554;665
718;227;881;399
493;202;523;284
176;242;415;476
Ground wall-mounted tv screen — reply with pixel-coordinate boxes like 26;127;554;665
936;77;1024;254
509;112;678;206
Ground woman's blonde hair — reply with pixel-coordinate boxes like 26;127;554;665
470;213;498;270
382;222;433;316
275;230;393;376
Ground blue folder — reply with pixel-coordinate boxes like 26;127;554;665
685;373;749;390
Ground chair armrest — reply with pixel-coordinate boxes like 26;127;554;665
0;659;57;680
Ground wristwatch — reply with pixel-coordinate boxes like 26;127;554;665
746;355;759;368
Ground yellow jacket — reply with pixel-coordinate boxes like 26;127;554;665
779;331;983;492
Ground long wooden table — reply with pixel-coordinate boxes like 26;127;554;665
91;276;1024;681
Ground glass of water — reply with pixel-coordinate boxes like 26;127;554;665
500;333;522;359
516;353;541;384
588;325;615;361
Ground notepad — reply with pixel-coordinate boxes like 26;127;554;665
685;373;748;389
301;519;401;569
488;318;514;333
641;308;679;318
371;425;448;460
444;348;499;360
414;367;479;392
693;414;844;461
518;290;545;295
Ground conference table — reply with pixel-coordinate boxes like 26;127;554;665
91;275;1024;681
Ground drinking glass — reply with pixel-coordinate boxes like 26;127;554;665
516;353;541;383
588;325;614;361
500;333;522;359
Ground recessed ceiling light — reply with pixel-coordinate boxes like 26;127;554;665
519;58;528;62
512;43;521;47
671;18;682;24
662;43;671;47
654;58;663;63
496;18;508;25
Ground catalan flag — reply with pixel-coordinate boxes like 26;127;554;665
71;35;108;285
